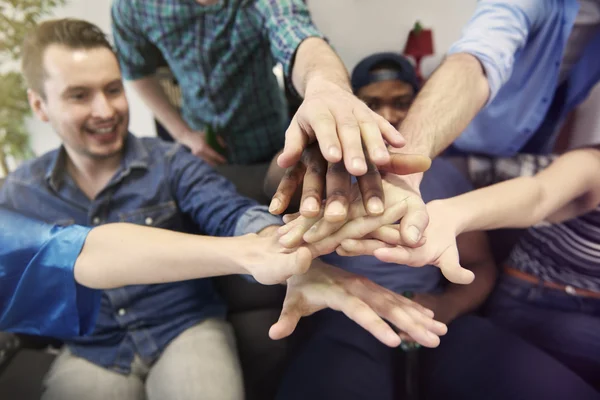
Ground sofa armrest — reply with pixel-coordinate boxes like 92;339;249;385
0;332;21;374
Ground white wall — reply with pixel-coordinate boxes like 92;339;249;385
307;0;476;75
26;0;479;156
26;0;156;157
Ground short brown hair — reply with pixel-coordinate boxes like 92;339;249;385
21;18;114;97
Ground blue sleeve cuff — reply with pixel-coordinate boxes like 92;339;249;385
234;205;283;236
447;42;502;103
446;0;548;104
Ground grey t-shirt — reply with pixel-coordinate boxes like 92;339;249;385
320;158;474;294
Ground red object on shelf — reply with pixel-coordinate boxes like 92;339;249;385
403;21;434;83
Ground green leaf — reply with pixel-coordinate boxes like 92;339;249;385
0;0;67;168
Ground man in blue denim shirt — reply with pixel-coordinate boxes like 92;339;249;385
3;18;445;400
4;17;283;400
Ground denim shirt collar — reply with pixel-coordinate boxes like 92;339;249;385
44;133;151;192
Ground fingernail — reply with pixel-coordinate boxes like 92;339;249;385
277;225;288;235
269;198;281;213
326;202;346;218
407;226;421;243
352;157;366;172
367;197;384;214
302;197;319;212
329;146;341;159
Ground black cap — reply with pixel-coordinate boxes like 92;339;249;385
351;52;419;93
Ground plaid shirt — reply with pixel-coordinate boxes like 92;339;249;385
112;0;324;164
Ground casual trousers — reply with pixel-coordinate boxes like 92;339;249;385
486;275;600;391
42;318;244;400
276;309;600;400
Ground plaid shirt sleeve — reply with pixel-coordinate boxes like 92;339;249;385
111;0;163;80
256;0;325;85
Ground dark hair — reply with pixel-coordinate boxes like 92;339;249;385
21;18;113;97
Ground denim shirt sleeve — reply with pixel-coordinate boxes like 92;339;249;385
255;0;325;92
168;145;281;236
111;0;163;80
0;207;101;338
447;0;553;103
234;205;283;236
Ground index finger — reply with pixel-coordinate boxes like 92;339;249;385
278;115;310;169
299;145;328;218
269;162;306;215
357;156;384;216
354;106;390;166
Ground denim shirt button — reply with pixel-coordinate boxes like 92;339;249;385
118;308;127;316
92;217;101;225
145;217;153;225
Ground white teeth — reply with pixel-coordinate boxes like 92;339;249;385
90;127;115;134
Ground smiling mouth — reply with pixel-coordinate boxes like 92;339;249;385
85;120;121;135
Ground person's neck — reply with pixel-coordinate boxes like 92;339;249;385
66;151;122;200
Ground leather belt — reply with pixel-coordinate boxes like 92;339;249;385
503;266;600;300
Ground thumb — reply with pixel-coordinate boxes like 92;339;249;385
381;154;432;175
269;301;302;340
437;247;475;285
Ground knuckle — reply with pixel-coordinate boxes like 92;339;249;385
302;187;321;198
327;189;350;199
327;162;348;174
307;163;325;176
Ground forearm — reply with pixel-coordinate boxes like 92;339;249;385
398;53;489;157
291;37;351;96
129;76;193;142
437;176;546;234
74;223;250;289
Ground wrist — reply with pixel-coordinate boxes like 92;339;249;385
304;74;352;98
426;199;463;236
436;292;463;323
234;233;266;276
385;173;423;193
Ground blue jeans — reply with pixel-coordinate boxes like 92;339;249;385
486;275;600;391
277;309;600;400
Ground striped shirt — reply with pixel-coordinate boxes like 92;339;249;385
468;154;600;292
111;0;324;164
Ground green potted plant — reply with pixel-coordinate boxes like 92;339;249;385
0;0;66;175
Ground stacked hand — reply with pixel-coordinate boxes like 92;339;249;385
269;260;447;348
239;232;448;348
333;199;475;284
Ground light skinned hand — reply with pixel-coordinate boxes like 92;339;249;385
182;130;227;166
268;260;448;348
335;200;475;284
237;233;314;285
276;174;429;250
277;78;406;176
